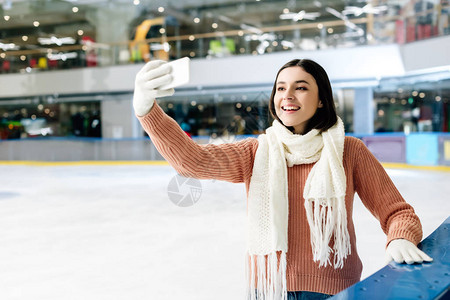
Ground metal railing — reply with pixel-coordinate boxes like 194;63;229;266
330;216;450;300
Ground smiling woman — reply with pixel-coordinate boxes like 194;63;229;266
132;58;432;300
269;59;337;136
274;66;323;134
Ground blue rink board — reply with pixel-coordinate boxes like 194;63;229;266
330;217;450;300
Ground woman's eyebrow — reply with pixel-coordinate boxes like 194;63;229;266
277;80;310;85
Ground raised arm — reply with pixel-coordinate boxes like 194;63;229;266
352;138;432;264
133;60;258;183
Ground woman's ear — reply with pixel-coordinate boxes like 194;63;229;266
318;101;323;108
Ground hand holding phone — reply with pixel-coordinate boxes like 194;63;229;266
133;57;190;116
158;57;190;90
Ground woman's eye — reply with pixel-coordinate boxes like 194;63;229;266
296;87;307;90
277;87;285;91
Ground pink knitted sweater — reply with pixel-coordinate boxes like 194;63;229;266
138;103;423;295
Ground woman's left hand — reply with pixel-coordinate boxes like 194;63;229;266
385;239;433;265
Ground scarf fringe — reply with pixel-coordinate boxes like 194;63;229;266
304;196;351;268
246;252;287;300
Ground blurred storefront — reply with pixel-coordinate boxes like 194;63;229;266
0;96;101;139
0;0;449;165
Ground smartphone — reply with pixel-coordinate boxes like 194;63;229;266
159;57;190;90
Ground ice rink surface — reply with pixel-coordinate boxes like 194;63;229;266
1;163;449;300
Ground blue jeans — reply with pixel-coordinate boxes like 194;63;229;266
287;291;333;300
252;290;332;299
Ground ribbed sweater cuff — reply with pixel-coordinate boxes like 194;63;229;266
386;217;423;247
386;229;422;247
136;102;166;132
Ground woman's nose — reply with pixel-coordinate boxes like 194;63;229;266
283;89;294;100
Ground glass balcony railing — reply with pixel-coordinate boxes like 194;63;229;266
0;4;449;75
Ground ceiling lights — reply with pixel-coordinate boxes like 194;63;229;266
38;36;76;46
47;52;78;61
343;4;388;16
279;10;320;22
326;7;364;36
0;42;18;51
240;24;262;35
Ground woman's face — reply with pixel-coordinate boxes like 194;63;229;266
274;66;323;134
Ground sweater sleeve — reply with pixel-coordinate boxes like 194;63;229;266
352;138;423;247
137;103;258;183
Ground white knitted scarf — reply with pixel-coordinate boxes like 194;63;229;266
246;117;350;300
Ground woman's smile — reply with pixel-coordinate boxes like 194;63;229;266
281;105;301;112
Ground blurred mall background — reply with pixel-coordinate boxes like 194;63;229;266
0;0;449;165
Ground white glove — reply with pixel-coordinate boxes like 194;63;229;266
385;239;433;265
133;60;175;116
